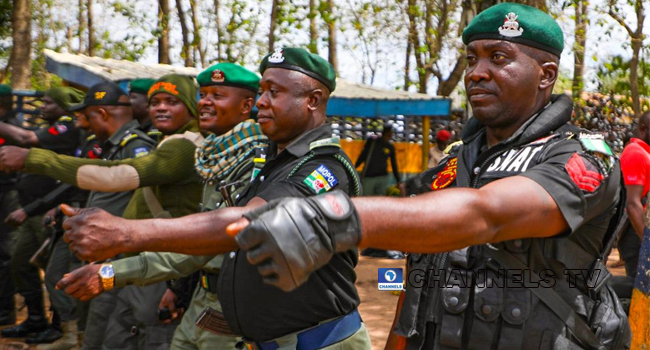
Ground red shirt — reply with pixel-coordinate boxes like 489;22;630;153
620;137;650;199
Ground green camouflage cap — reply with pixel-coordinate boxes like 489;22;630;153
148;74;198;118
462;3;564;57
129;78;156;95
0;84;11;96
196;63;260;93
46;86;86;112
259;47;336;92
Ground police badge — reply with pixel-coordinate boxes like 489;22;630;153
499;12;524;37
211;69;225;83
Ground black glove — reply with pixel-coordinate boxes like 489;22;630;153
235;190;361;292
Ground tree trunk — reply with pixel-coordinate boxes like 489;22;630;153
572;0;587;102
269;0;279;52
189;0;206;67
158;0;171;64
176;0;193;66
308;0;318;54
407;0;426;93
87;0;95;56
77;0;85;53
630;36;642;116
404;40;411;90
325;0;337;73
10;0;31;89
213;0;223;60
437;56;467;96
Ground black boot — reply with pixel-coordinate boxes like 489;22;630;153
1;291;48;338
25;308;62;344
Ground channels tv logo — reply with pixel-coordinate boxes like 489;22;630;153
378;268;403;291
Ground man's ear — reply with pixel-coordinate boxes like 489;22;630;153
98;108;110;122
539;61;559;91
240;97;254;115
307;89;324;111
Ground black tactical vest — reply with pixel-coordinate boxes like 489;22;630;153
396;95;631;350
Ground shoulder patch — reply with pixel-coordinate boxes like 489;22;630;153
133;146;150;158
303;164;339;194
565;153;605;192
431;157;458;190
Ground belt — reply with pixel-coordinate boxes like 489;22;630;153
242;309;362;350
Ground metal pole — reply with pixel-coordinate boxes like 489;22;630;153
422;116;431;171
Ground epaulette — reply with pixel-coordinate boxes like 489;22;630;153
57;116;73;123
444;140;463;155
147;129;163;137
309;137;341;155
85;134;97;141
120;133;140;147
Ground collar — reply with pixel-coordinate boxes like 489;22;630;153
107;120;141;146
462;94;573;147
270;124;333;158
629;138;650;154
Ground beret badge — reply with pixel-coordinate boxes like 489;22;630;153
268;48;285;63
498;12;524;37
211;69;225;83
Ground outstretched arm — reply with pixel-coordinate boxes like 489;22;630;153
15;138;195;192
62;197;268;262
355;175;567;253
0;123;39;147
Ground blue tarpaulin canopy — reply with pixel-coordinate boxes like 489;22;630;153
44;49;451;119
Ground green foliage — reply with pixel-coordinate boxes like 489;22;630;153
597;54;650;111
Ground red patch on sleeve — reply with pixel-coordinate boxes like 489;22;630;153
565;153;604;192
48;126;59;135
0;138;5;146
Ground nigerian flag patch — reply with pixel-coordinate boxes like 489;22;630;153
579;137;613;156
303;164;339;194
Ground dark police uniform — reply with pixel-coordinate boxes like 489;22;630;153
396;95;631;350
0;111;22;323
217;124;368;349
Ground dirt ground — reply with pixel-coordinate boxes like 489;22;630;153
0;250;627;350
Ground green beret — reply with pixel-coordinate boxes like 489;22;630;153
0;84;11;96
259;47;336;92
148;74;198;118
45;87;86;112
462;3;564;57
129;78;156;95
197;63;260;93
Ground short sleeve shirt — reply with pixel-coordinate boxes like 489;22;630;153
217;124;360;341
35;116;81;155
620;138;650;199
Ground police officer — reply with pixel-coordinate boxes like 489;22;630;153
0;83;21;326
129;78;163;143
223;4;632;349
0;74;205;349
58;48;371;350
57;63;266;350
0;86;83;338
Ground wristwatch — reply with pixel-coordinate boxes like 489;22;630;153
98;263;115;291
